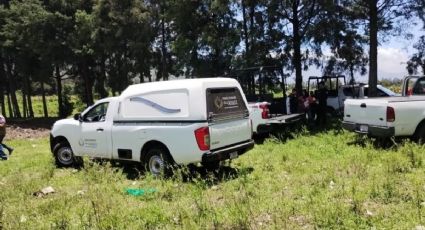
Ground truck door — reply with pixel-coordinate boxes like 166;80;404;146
78;102;112;158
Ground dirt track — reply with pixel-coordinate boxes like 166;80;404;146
4;125;50;140
3;118;55;140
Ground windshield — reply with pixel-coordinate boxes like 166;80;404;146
377;85;398;96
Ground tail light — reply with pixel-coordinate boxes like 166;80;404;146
259;103;270;119
386;106;395;122
194;127;210;151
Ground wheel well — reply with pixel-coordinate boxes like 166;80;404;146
414;119;425;136
140;140;175;163
50;136;70;153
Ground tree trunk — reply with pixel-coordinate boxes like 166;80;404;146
26;75;34;117
293;2;303;95
55;65;63;118
0;57;5;116
41;81;48;118
368;1;378;97
97;56;108;98
249;4;255;95
82;59;94;106
241;0;251;94
6;59;21;118
6;88;12;117
22;87;28;118
0;86;5;116
160;4;167;81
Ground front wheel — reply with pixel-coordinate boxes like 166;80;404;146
144;147;173;177
54;143;81;167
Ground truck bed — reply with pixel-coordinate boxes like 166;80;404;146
268;113;304;124
359;95;425;103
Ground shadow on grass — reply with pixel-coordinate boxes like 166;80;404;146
254;117;344;144
346;134;413;150
182;164;254;186
108;160;254;186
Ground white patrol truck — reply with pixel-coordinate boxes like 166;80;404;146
343;76;425;142
50;78;254;176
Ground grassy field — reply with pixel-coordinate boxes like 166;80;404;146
0;128;425;229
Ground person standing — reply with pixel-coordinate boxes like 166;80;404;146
316;81;328;126
288;89;298;114
306;91;317;124
0;114;13;160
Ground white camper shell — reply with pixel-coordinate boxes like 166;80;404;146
50;78;254;175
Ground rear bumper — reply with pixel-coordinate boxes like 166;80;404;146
342;121;395;137
202;140;255;163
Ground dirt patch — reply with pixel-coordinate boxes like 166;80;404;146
3;118;57;140
4;125;50;140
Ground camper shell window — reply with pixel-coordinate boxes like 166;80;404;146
206;87;248;121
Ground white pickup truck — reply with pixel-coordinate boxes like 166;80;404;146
50;78;254;176
249;101;304;135
343;76;425;142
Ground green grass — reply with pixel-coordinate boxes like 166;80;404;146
1;130;425;229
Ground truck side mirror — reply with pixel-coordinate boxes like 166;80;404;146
74;113;82;121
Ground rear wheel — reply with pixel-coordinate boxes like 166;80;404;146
202;161;221;171
415;124;425;144
54;143;81;167
144;146;173;177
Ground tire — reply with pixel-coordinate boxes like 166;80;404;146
415;124;425;144
202;161;221;172
326;107;336;117
53;143;81;168
144;146;173;177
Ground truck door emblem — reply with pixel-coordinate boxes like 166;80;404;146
130;96;181;113
214;96;224;110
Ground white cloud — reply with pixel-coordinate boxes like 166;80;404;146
377;47;409;79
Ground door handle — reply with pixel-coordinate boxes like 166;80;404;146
360;103;366;108
96;128;104;132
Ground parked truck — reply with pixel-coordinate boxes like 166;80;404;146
342;76;425;142
50;78;254;176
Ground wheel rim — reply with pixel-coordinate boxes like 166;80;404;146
57;147;73;165
148;155;164;176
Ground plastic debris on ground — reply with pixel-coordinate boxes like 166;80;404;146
125;188;157;196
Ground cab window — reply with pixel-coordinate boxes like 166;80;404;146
412;77;425;95
83;102;109;122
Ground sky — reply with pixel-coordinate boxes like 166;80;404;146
303;22;425;83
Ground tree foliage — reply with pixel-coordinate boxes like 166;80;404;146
0;0;422;117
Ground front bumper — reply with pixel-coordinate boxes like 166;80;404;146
342;121;395;137
202;140;255;163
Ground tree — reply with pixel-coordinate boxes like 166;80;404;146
407;36;425;75
314;2;368;82
345;0;414;97
276;0;325;94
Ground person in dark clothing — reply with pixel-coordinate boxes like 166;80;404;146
0;114;13;160
289;88;298;114
316;81;328;126
306;91;317;124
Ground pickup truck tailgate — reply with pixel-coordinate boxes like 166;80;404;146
344;98;389;127
207;87;252;150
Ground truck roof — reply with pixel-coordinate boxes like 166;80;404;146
120;77;239;98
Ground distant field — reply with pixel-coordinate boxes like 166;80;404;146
0;129;424;229
2;94;87;118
